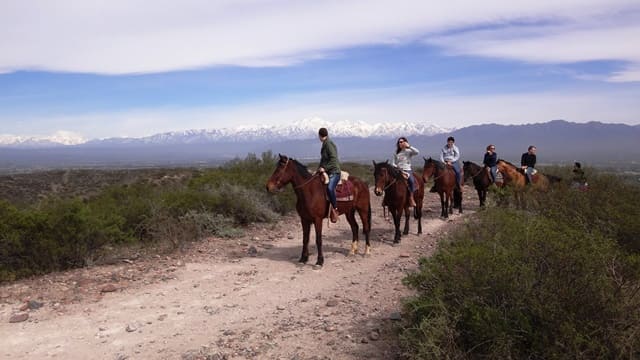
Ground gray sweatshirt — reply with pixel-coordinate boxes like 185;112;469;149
392;146;419;171
440;144;460;163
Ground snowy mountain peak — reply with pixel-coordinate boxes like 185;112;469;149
0;131;86;147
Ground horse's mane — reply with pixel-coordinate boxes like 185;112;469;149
498;159;518;169
426;157;446;170
376;162;404;179
286;158;313;179
463;161;482;170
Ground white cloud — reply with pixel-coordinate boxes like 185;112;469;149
1;0;638;74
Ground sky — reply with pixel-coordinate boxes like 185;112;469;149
1;0;639;140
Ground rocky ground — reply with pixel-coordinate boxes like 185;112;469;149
0;188;477;359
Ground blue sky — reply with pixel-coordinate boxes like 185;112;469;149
1;0;639;140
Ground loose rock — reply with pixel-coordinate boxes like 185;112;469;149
101;284;118;293
9;313;29;323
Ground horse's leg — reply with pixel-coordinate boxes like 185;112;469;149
313;218;324;268
440;193;447;218
457;189;463;214
477;188;484;207
415;201;423;235
299;218;311;263
346;208;359;256
392;207;402;244
403;203;410;235
359;203;372;255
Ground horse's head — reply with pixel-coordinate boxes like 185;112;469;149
422;157;436;181
266;154;295;192
372;160;391;196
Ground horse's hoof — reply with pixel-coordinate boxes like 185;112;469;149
312;264;323;270
392;242;400;247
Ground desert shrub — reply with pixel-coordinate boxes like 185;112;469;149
1;152;295;282
531;171;640;253
181;210;243;238
401;169;640;359
401;209;640;359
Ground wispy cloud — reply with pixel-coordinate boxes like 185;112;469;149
1;0;638;76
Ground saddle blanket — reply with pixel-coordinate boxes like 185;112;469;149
335;179;354;202
322;171;354;201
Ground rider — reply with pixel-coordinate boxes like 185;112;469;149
483;144;498;184
572;161;588;190
438;136;462;190
520;145;537;185
318;127;341;223
391;137;419;208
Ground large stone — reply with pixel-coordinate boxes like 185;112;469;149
101;284;118;293
9;313;29;323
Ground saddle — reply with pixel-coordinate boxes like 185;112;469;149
322;171;354;202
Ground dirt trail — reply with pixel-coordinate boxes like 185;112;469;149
1;189;476;359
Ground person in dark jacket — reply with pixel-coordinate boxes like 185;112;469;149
483;144;498;183
521;145;537;185
318;127;341;223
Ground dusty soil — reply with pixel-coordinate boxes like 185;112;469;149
0;188;477;359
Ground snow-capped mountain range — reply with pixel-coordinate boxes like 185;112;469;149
1;120;451;147
0;131;87;147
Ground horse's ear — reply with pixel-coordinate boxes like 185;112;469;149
372;160;376;166
384;160;388;164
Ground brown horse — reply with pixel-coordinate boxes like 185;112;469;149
496;159;561;207
372;161;424;243
463;161;493;207
266;154;372;267
422;157;462;218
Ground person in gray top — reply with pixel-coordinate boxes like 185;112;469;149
440;136;462;188
392;137;419;207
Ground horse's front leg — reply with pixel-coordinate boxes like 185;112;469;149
477;189;484;207
403;205;410;235
440;193;447;218
299;218;311;263
392;208;402;244
313;218;324;268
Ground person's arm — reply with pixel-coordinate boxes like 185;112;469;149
452;146;460;162
521;153;527;168
483;153;490;166
440;147;445;162
391;153;398;167
407;146;419;156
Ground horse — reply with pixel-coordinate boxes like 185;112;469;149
422;157;462;218
266;154;371;267
372;161;425;243
496;159;561;207
463;161;493;207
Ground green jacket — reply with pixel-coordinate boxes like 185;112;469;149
320;138;341;174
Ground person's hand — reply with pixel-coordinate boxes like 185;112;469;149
318;167;325;173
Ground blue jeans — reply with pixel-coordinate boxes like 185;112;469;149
450;162;461;185
489;165;497;182
406;170;415;193
327;172;339;208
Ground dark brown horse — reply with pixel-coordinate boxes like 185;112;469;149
372;161;424;243
266;154;371;267
422;157;462;218
463;161;493;207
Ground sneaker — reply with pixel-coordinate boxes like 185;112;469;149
330;207;339;223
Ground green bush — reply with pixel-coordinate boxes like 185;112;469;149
0;152;294;282
401;169;640;359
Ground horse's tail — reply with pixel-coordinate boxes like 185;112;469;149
453;188;462;208
366;202;372;234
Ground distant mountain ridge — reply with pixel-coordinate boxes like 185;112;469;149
1;119;450;148
0;120;638;171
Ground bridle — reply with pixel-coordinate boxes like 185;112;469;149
375;166;399;193
272;157;319;189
